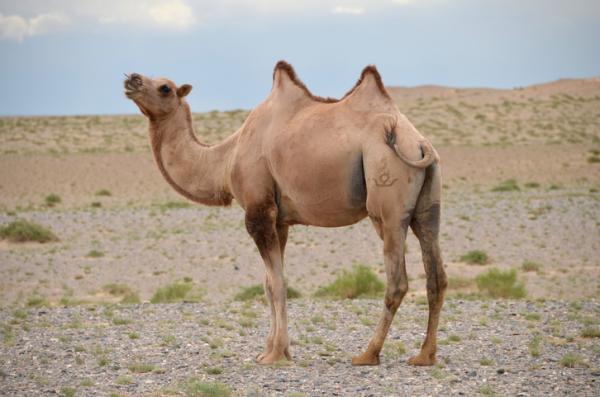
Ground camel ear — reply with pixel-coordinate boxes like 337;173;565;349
177;84;192;97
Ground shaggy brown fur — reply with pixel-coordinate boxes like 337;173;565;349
124;61;446;367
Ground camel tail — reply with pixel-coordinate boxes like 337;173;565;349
392;139;439;169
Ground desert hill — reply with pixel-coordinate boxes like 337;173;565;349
0;78;598;156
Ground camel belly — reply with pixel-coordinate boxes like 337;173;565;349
270;141;367;227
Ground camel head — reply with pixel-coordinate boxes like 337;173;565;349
124;73;192;119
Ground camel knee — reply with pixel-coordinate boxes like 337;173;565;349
245;202;278;252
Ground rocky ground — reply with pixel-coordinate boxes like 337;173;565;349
1;299;599;396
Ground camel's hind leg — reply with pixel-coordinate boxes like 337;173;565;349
351;150;423;366
408;163;447;366
352;216;410;365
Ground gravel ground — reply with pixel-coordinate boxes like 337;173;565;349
1;299;599;396
1;188;598;305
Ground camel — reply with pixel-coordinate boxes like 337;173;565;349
123;61;447;366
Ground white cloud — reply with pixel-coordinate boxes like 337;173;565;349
0;12;69;42
147;0;195;28
332;5;365;15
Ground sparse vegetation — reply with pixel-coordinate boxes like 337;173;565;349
102;283;140;304
524;181;540;188
151;281;201;303
184;378;231;397
86;249;104;258
479;357;493;366
581;326;600;338
529;334;542;357
524;312;541;321
60;387;76;397
559;352;586;368
476;268;526;299
315;265;384;299
521;260;541;272
127;362;156;373
158;201;192;211
459;250;489;265
26;296;50;307
587;155;600;163
491;179;520;192
479;384;497;396
45;193;61;207
447;276;475;290
0;219;58;243
205;366;223;375
233;284;301;301
95;189;112;196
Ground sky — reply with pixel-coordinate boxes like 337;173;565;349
0;0;599;116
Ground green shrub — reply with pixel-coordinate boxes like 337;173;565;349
86;250;104;258
581;326;600;338
60;387;76;397
588;155;600;163
560;352;585;368
45;193;61;206
521;260;541;272
26;296;50;307
0;219;58;243
529;334;542;357
184;379;231;397
315;265;384;299
234;284;301;301
159;201;192;210
524;182;540;188
491;179;520;192
459;250;489;265
151;281;201;303
95;189;112;196
476;268;526;299
120;292;141;305
127;362;155;373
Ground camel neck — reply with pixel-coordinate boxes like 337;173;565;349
149;103;234;206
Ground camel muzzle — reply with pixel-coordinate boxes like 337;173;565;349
124;73;143;98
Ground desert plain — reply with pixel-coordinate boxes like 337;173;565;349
0;78;599;396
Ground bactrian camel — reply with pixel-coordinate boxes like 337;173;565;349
124;61;447;366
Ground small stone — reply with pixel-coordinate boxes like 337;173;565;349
497;368;505;374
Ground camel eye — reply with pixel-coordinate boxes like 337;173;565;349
159;84;171;94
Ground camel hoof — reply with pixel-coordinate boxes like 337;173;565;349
351;352;380;366
408;353;435;366
256;350;290;365
256;350;270;362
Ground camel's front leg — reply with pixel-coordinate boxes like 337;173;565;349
256;225;288;362
245;203;291;364
352;219;409;366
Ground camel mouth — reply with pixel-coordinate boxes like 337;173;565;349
124;73;143;99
